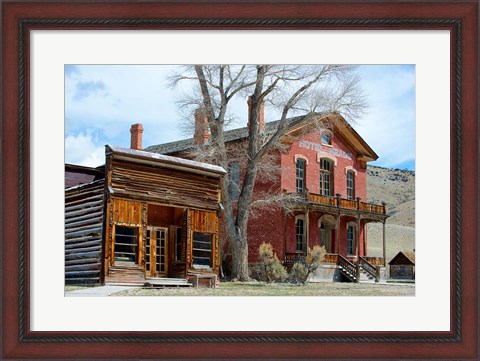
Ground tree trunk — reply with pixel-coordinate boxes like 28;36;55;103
231;225;250;281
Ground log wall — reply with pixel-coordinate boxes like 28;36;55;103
65;180;105;284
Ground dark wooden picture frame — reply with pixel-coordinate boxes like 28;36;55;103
1;1;478;359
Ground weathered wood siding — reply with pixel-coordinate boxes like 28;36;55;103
390;265;415;279
109;159;221;211
65;180;105;284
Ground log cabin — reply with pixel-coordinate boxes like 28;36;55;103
145;98;389;283
65;141;226;287
388;251;415;280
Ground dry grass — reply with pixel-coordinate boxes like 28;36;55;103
111;281;414;297
367;223;415;263
366;165;415;262
64;285;94;292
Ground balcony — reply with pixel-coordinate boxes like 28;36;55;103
284;252;384;266
305;191;386;215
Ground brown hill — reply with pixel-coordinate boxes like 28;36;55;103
366;165;415;262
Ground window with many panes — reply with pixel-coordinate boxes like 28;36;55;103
192;232;212;268
347;224;355;255
296;158;306;193
319;158;333;196
229;161;240;200
295;217;305;252
114;226;138;264
346;170;355;200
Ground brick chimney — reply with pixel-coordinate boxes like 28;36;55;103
130;123;143;150
194;108;210;145
247;96;265;133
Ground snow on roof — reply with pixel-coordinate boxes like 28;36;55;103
107;145;226;176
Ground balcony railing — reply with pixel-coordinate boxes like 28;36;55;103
305;192;386;215
284;252;306;266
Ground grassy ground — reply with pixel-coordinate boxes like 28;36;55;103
110;281;415;297
64;285;102;292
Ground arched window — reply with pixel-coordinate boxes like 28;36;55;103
321;132;332;145
296;158;306;193
295;215;306;252
319;158;333;196
346;170;355;200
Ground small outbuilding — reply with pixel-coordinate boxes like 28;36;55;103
388;250;415;279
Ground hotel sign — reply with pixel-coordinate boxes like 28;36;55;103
299;140;353;160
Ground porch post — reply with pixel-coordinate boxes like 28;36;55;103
382;202;387;267
355;214;361;259
335;213;341;254
305;206;309;253
283;208;287;259
382;220;387;267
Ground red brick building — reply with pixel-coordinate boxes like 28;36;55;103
145;101;388;282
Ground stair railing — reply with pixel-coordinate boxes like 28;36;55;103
358;256;379;282
337;254;358;282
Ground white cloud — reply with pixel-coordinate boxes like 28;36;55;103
65;131;105;167
354;65;416;168
64;64;416;170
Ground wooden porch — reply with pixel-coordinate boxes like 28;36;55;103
306;191;386;216
285;191;388;269
284;252;385;283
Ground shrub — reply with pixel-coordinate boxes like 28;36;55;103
289;245;326;284
258;242;288;283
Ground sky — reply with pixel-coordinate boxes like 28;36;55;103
64;65;416;170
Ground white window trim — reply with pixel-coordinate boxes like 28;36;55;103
345;166;357;175
316;152;337;166
294;154;309;165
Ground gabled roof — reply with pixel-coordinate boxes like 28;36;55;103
144;112;378;162
388;251;415;265
106;145;226;178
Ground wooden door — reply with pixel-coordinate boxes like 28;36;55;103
145;227;168;277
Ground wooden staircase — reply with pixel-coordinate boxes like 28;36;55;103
337;255;379;283
337;255;358;282
358;256;379;283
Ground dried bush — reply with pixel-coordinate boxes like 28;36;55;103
289;245;326;284
258;242;288;283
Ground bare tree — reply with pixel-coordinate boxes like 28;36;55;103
169;65;367;281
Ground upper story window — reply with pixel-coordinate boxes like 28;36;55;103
346;170;355;200
296;158;306;193
319;158;333;196
321;132;332;145
229;161;240;200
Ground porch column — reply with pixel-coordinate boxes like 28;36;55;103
382;202;387;267
335;214;341;254
355;214;361;259
305;206;309;253
382;220;387;267
283;208;287;258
